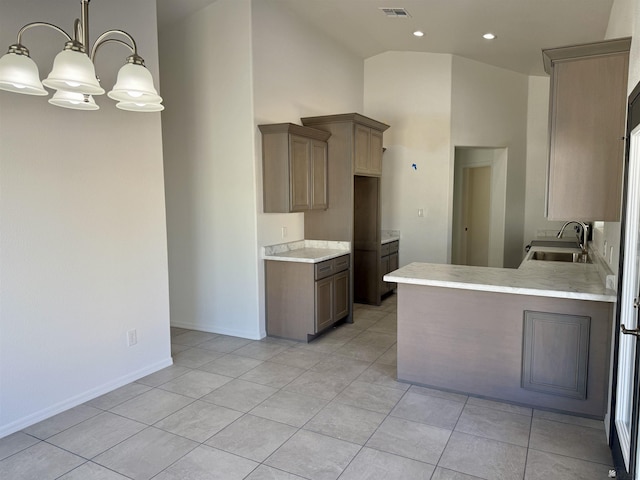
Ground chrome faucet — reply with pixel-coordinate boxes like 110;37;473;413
557;221;589;254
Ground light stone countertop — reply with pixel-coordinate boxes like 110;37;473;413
381;230;400;244
262;240;350;263
384;244;616;303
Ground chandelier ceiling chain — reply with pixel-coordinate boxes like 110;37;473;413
0;0;164;112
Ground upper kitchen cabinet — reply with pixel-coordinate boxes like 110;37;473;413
259;123;331;213
302;113;389;177
543;38;630;221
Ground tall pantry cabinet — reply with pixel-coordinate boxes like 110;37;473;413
301;113;390;306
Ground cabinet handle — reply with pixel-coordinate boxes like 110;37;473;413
621;324;640;337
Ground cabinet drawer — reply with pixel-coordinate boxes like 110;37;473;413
388;241;399;254
333;254;350;273
381;243;390;256
315;259;334;280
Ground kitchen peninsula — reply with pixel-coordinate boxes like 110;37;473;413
385;245;616;418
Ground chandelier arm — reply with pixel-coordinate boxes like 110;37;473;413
92;30;138;60
16;22;72;45
90;37;135;64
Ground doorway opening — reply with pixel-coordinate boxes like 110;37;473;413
452;147;507;267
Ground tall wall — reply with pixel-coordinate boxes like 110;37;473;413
451;57;529;268
160;0;363;338
252;0;364;333
365;53;528;269
160;0;260;338
364;52;453;266
0;0;170;437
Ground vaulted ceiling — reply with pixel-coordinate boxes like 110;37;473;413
156;0;614;76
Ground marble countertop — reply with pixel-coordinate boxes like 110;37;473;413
262;240;350;263
384;244;616;302
381;230;400;244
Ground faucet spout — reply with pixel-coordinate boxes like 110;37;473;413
557;221;589;254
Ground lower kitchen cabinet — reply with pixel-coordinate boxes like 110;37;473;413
265;254;350;342
380;240;399;297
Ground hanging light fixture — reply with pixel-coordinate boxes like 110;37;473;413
0;0;163;112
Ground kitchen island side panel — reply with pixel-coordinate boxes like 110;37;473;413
397;284;612;418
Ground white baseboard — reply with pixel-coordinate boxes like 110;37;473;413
0;357;173;439
170;321;263;340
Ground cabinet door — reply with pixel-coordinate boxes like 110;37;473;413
289;135;311;212
315;276;334;333
547;52;628;220
387;251;398;291
354;124;371;175
310;139;328;210
522;311;590;399
333;270;350;321
380;255;390;295
370;129;383;176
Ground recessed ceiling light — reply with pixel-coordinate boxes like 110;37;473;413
413;30;424;37
483;32;496;40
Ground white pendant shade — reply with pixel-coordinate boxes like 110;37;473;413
108;63;162;103
116;100;164;112
48;90;99;110
0;52;47;95
42;49;105;95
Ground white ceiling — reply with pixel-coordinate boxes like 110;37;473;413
156;0;615;76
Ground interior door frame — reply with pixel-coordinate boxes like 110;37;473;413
610;79;640;479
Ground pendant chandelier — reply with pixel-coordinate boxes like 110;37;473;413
0;0;163;112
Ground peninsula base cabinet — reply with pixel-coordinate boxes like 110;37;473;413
397;284;612;418
266;254;350;342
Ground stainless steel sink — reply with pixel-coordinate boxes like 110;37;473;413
530;251;590;263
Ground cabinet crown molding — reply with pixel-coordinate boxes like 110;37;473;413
301;113;390;132
542;37;631;75
258;123;331;141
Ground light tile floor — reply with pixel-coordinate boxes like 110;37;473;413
0;294;615;479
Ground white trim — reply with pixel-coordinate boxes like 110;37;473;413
170;321;263;340
0;357;173;439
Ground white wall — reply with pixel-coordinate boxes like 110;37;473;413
0;0;170;437
160;0;260;338
365;53;528;269
523;76;568;246
451;57;529;268
160;0;363;339
364;52;453;266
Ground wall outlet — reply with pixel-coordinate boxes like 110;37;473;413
281;226;287;238
127;329;137;347
418;208;424;217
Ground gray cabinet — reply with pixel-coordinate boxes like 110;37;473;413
259;123;330;213
380;240;399;297
543;38;630;221
265;254;350;342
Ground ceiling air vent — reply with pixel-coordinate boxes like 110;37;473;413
379;7;411;18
